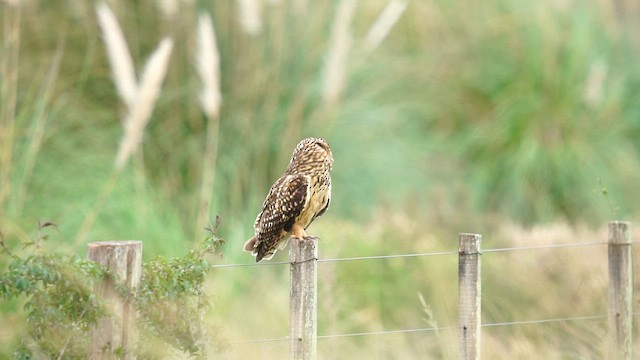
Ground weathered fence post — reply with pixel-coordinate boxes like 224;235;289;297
608;221;633;360
290;236;318;360
88;241;143;360
458;233;482;360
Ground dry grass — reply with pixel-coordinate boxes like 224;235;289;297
362;0;408;54
322;0;356;107
96;2;137;109
0;0;21;218
196;13;222;121
195;12;223;236
13;40;65;217
75;2;174;244
96;1;175;170
115;37;174;170
206;217;639;359
237;0;264;36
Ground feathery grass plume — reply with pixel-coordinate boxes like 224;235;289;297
236;0;263;36
196;13;222;119
155;0;178;18
322;0;357;107
115;38;174;170
363;0;407;54
96;2;137;109
195;13;222;234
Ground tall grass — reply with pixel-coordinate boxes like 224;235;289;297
322;0;356;107
211;218;638;359
0;0;21;219
1;0;415;252
195;12;222;237
1;0;638;267
75;2;174;245
411;0;640;224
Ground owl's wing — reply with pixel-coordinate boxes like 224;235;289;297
253;173;310;261
314;181;331;219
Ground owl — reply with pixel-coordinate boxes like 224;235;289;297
243;137;333;262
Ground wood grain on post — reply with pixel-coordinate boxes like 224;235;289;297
458;233;481;360
88;241;142;360
608;221;633;360
289;236;318;360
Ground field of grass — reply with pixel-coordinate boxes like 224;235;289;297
1;0;640;358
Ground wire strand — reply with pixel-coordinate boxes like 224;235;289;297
229;337;292;344
317;325;455;339
482;241;607;253
230;313;640;344
212;240;640;269
480;314;607;327
210;260;289;268
317;250;458;263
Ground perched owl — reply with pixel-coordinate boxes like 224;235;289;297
243;137;333;262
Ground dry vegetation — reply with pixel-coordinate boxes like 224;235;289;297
209;218;640;359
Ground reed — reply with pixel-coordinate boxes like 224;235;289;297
0;0;21;219
76;3;174;244
14;41;65;217
322;0;357;107
98;0;175;170
362;0;408;54
196;13;222;121
195;12;223;236
95;2;137;109
115;38;174;170
155;0;179;19
237;0;263;36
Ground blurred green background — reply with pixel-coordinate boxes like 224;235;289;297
1;0;639;358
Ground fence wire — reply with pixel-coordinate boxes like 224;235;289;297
211;240;640;269
231;313;640;344
216;239;639;346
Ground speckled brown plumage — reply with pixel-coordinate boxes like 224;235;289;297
243;137;333;262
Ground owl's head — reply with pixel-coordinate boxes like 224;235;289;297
287;137;333;174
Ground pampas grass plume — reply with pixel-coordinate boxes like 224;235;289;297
363;0;407;54
96;2;138;108
237;0;263;36
196;13;222;119
115;38;174;170
322;0;356;106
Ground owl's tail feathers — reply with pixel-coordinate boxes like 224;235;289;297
244;236;268;262
243;236;257;252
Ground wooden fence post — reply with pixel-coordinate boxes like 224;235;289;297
458;233;482;360
608;221;633;360
290;236;318;360
88;241;143;360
